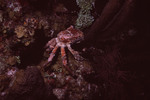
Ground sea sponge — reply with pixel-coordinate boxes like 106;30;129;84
75;0;95;29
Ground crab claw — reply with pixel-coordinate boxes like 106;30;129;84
45;38;57;51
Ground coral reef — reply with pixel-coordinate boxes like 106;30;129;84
75;0;95;29
0;66;56;100
0;0;147;100
43;52;98;100
0;0;99;99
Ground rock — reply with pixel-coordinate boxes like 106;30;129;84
0;58;8;75
15;26;27;38
6;56;17;66
5;66;54;100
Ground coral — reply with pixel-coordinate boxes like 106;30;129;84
43;51;98;100
7;0;22;13
5;0;22;20
76;11;94;29
48;72;98;100
53;88;66;99
38;18;49;30
0;1;98;99
2;20;14;32
15;26;27;38
24;17;38;29
0;0;146;100
0;66;18;97
0;58;8;75
75;0;95;29
0;75;10;96
4;66;53;100
44;51;93;75
67;75;98;100
76;0;94;9
13;14;50;46
6;56;18;66
9;67;44;94
6;67;17;77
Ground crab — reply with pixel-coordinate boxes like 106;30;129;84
45;25;84;71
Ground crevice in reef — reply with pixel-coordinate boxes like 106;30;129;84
11;29;49;69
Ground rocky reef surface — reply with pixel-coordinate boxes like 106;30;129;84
0;0;147;100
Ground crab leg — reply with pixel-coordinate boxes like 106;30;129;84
48;44;59;62
67;44;83;61
61;46;72;73
45;38;57;51
61;46;67;66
